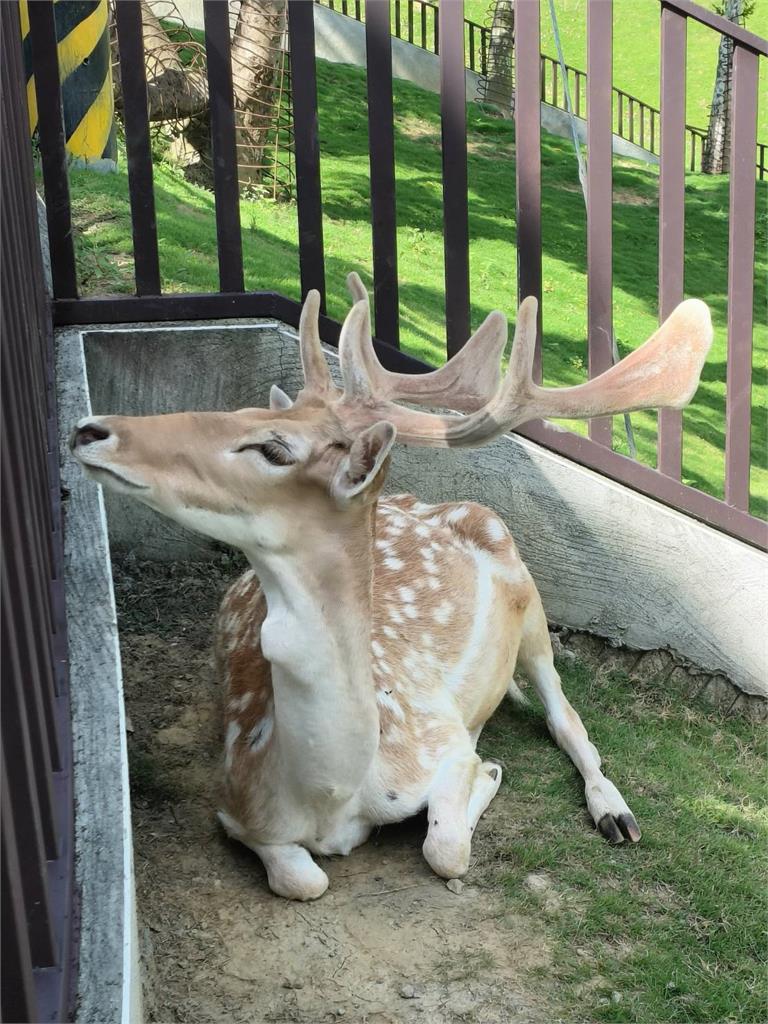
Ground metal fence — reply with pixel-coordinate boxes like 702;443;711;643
1;2;75;1021
26;0;768;553
320;0;767;178
539;52;767;178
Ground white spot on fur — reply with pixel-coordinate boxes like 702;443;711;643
382;625;397;640
377;690;405;720
224;722;241;771
399;586;416;604
376;660;393;676
445;548;495;691
433;600;453;624
388;606;404;624
446;505;470;523
485;517;508;543
403;604;418;620
424;515;442;527
384;556;404;571
414;524;431;538
375;539;392;551
427;577;440;590
371;640;384;658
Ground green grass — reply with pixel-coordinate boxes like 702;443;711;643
479;657;767;1023
65;59;767;517
461;0;767;140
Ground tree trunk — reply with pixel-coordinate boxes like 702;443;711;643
229;0;287;184
483;0;515;116
113;1;209;122
702;0;743;174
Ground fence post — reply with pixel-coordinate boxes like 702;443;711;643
587;0;613;446
515;0;543;380
658;3;687;478
439;0;470;356
724;43;758;510
365;0;400;346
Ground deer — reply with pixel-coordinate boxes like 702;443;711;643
70;275;712;900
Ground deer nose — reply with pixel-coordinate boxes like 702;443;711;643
71;422;111;450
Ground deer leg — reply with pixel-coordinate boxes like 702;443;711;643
422;754;502;878
518;598;641;845
250;842;329;901
219;813;329;900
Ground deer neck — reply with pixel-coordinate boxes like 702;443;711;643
243;505;380;800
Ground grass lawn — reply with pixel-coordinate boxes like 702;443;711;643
480;651;767;1023
66;59;767;517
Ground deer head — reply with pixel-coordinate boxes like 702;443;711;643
71;277;712;552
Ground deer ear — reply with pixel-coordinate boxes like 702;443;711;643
331;421;396;504
269;385;293;411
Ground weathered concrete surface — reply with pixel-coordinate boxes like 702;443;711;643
56;329;142;1024
60;320;767;697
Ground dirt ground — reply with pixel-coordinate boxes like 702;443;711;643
115;557;556;1024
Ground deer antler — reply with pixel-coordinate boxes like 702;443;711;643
344;273;507;411
333;289;713;448
298;290;336;397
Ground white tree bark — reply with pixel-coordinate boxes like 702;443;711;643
702;0;744;175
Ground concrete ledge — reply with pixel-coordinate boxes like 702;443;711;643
56;331;142;1024
57;320;767;698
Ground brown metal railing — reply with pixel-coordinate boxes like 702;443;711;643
1;3;75;1021
318;0;492;73
25;0;768;554
539;52;767;178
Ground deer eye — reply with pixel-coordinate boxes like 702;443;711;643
237;441;294;466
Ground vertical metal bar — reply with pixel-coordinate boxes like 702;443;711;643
365;0;400;346
434;3;440;54
26;0;77;299
408;0;414;43
629;96;635;142
587;0;613;446
640;104;645;148
724;44;758;510
481;25;488;75
553;58;558;107
1;770;40;1024
115;0;161;296
203;0;244;293
658;4;686;477
469;22;476;71
421;2;427;49
618;91;623;135
439;0;470;356
651;108;656;152
288;1;326;305
516;0;543;381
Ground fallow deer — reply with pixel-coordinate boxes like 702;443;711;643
71;276;712;900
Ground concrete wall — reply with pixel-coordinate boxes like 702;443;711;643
56;320;768;699
56;330;143;1024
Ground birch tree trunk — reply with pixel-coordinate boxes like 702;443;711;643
702;0;744;174
483;0;515;116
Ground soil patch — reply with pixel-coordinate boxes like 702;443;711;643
115;558;555;1024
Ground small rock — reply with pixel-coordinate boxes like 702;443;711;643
156;725;194;748
611;991;622;1004
523;872;551;894
125;715;134;734
399;984;418;999
446;878;464;895
282;978;304;990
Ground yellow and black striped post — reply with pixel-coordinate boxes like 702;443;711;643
21;0;117;170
